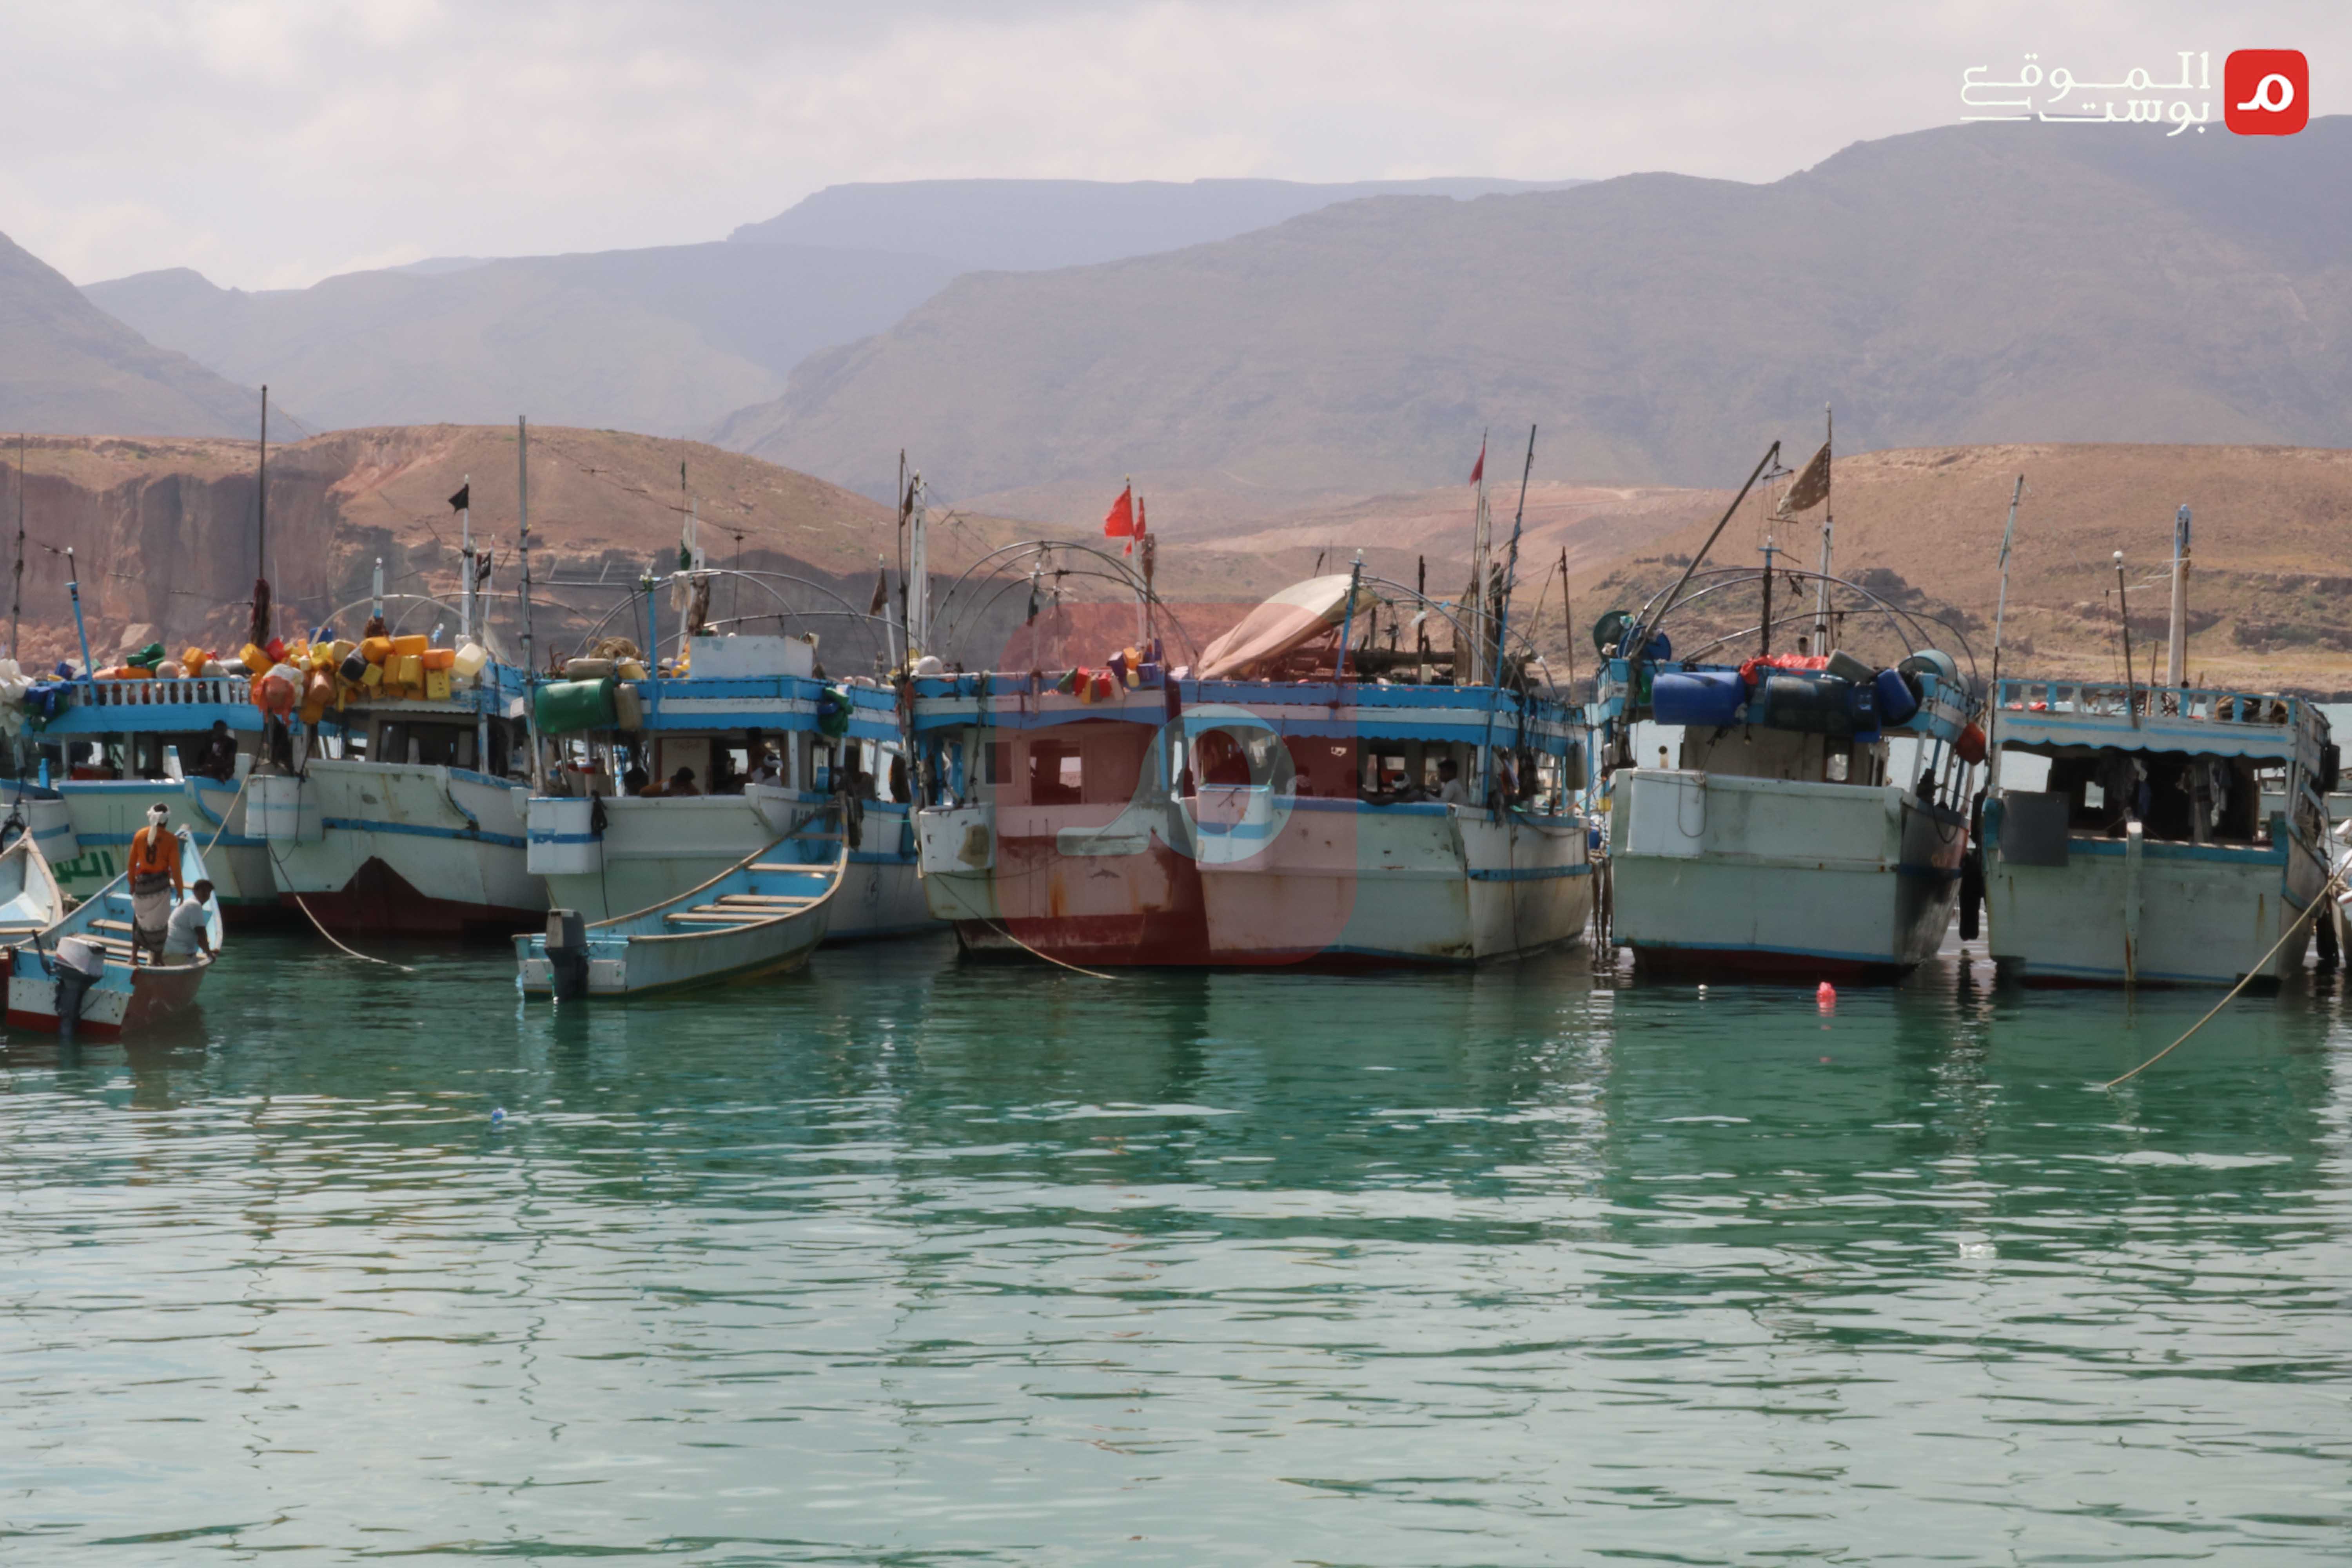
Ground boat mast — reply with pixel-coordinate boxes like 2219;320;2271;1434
1464;432;1489;686
907;471;929;660
1811;405;1833;652
519;415;542;788
1984;475;2024;793
1491;425;1536;688
2166;502;2191;688
2113;550;2138;730
457;474;472;642
9;432;23;662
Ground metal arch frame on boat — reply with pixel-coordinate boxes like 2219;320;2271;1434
938;564;1208;672
1622;565;1984;685
928;541;1206;667
1347;572;1565;702
557;569;889;666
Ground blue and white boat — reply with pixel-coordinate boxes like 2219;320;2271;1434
2;671;278;920
250;662;542;938
516;841;843;998
1982;678;2334;985
525;632;933;940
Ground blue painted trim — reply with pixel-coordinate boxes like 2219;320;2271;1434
2066;835;2288;866
321;816;527;849
1466;863;1593;882
1625;936;1905;965
529;830;598;846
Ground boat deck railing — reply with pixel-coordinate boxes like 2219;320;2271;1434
72;676;253;710
1995;678;2298;728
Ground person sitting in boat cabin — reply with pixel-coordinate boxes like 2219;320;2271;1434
1434;758;1468;806
666;766;700;797
162;879;216;964
128;803;181;960
744;728;785;788
193;720;240;782
623;763;650;797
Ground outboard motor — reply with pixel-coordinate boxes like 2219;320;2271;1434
545;909;590;1002
52;936;105;1044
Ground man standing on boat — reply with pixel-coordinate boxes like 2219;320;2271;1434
127;803;182;961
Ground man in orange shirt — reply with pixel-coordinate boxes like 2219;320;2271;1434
127;803;182;962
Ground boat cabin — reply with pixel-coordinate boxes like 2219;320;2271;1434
1991;680;2333;853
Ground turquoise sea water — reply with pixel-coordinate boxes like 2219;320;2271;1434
2;934;2348;1563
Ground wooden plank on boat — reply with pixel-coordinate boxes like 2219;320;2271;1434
92;919;136;935
715;894;818;906
663;912;762;926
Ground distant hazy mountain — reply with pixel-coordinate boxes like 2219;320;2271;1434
0;228;272;439
719;119;2352;502
729;176;1586;272
85;242;965;437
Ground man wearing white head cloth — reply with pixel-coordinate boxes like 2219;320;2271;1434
127;802;182;961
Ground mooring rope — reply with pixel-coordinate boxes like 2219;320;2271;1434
2105;859;2347;1089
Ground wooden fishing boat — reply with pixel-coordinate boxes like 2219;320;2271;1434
515;841;843;999
5;827;224;1037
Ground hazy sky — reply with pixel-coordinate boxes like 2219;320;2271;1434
3;0;2341;290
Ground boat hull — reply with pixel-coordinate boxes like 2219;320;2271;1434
1194;797;1590;964
918;802;1212;966
8;959;209;1038
1985;818;2324;987
1609;770;1963;979
531;790;933;939
258;763;544;939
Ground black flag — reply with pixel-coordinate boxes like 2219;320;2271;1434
867;559;889;617
448;482;470;512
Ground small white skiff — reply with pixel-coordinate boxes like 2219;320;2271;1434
515;840;843;999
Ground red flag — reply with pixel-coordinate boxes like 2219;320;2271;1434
1103;483;1136;539
1126;495;1145;555
1469;437;1486;486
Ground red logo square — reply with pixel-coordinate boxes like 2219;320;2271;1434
2225;49;2308;135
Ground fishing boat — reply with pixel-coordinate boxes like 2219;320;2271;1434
250;664;541;938
1980;510;2336;986
515;842;843;998
2;670;279;919
1981;680;2333;985
526;630;932;938
5;826;223;1037
909;549;1590;967
1593;438;1982;979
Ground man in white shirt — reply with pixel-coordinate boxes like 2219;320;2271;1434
1434;758;1468;806
162;880;216;964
